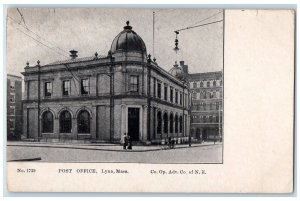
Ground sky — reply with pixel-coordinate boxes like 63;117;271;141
6;8;223;77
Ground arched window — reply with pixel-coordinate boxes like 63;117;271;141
193;82;197;88
179;116;183;133
207;81;210;87
157;111;162;134
163;113;168;134
60;110;72;133
213;91;216;98
216;116;219;122
77;110;90;133
210;103;213;110
42;111;53;133
203;116;206;123
203;103;206;111
213;80;216;86
220;80;223;86
169;113;174;134
209;116;213;123
175;115;178;133
216;102;219;110
200;82;203;87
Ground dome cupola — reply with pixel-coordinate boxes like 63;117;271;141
110;21;147;56
169;61;184;79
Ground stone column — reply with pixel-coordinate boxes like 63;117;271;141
90;106;97;139
125;106;128;135
184;114;187;137
153;107;157;140
142;105;147;142
23;108;28;138
162;113;165;139
24;81;29;100
90;74;97;96
121;104;126;136
72;116;77;140
167;113;170;138
54;117;59;139
173;116;176;138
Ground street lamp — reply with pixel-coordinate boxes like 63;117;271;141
173;31;179;54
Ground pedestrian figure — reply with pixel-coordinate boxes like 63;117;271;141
171;138;175;149
127;135;132;150
122;133;128;150
168;137;172;149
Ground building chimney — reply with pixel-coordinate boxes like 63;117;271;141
69;50;78;59
180;61;184;67
182;64;188;74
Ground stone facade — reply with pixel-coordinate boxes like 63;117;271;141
7;74;23;140
188;71;223;141
22;22;191;144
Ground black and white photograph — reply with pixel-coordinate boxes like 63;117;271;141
4;5;295;194
6;8;224;164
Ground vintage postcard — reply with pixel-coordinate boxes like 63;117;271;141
5;7;294;193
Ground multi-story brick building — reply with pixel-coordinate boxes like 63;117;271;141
7;74;23;140
188;71;223;141
22;22;191;144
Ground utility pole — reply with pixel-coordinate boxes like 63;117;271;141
188;88;192;147
153;11;155;57
109;51;115;143
147;54;152;142
37;60;41;142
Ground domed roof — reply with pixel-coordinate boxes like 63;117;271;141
169;61;184;79
110;21;147;56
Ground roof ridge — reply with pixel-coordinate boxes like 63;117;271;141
46;55;107;66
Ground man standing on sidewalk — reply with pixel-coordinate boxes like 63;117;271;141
122;133;128;150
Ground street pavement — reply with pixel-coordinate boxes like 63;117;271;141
6;141;223;163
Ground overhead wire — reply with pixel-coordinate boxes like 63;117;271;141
11;24;69;59
8;11;184;100
7;16;83;87
175;19;223;33
188;10;223;28
16;8;27;29
7;16;70;56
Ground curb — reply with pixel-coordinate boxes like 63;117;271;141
7;143;222;153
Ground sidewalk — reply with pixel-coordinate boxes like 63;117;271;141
7;141;222;152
